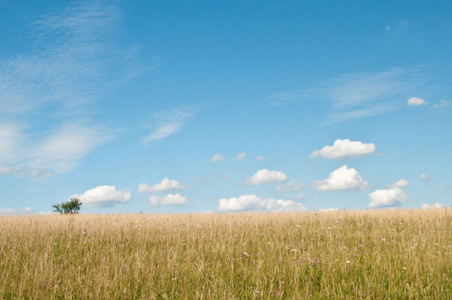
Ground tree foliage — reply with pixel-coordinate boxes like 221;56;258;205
52;197;82;214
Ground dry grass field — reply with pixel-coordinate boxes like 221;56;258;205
1;209;452;299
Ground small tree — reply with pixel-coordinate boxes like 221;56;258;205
52;197;82;214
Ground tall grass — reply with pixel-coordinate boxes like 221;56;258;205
1;209;451;299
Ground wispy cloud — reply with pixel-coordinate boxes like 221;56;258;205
433;99;451;108
0;1;142;177
142;106;195;144
267;68;426;124
31;122;112;172
0;1;138;116
0;207;34;215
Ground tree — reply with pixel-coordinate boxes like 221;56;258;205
52;197;82;214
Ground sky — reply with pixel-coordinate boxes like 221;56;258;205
0;0;451;215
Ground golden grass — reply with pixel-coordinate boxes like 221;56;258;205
1;209;452;299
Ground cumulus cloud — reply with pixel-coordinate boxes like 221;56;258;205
69;185;131;207
273;181;304;193
421;203;443;209
142;106;195;144
210;154;225;162
420;174;429;179
0;207;34;215
314;165;368;191
138;178;188;193
433;99;451;108
386;178;410;188
149;193;187;206
245;169;287;186
217;194;306;212
234;153;246;161
407;97;426;106
368;187;408;208
310;139;375;159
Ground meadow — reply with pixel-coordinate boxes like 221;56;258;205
1;209;452;299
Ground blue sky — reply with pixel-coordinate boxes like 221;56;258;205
0;0;451;214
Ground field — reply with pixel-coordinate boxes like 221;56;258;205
1;209;452;299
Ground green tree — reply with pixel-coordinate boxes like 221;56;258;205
52;197;82;214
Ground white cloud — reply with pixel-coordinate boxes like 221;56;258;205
69;185;131;208
149;193;187;206
310;139;375;159
0;121;109;177
210;154;225;162
0;123;23;163
314;165;368;191
0;2;143;177
420;174;429;179
31;122;111;172
0;2;139;116
273;181;304;193
407;97;426;106
138;178;189;193
234;153;246;161
0;207;34;215
267;68;424;124
440;185;452;190
257;155;266;161
217;194;306;212
319;208;340;212
0;165;52;178
421;203;443;209
293;193;305;200
368;187;408;208
246;169;287;186
433;99;451;108
142;107;194;144
386;178;410;188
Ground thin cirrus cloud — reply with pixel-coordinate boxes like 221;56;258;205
69;185;132;208
149;194;187;206
386;178;410;188
267;68;423;124
234;153;246;161
368;187;408;208
217;194;306;212
245;169;288;186
0;2;140;116
314;165;368;191
433;99;451;108
0;2;144;177
31;122;112;173
310;139;376;159
210;154;225;162
0;121;111;176
273;181;304;193
421;203;443;209
407;97;426;106
142;106;195;144
138;178;189;193
0;207;34;215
